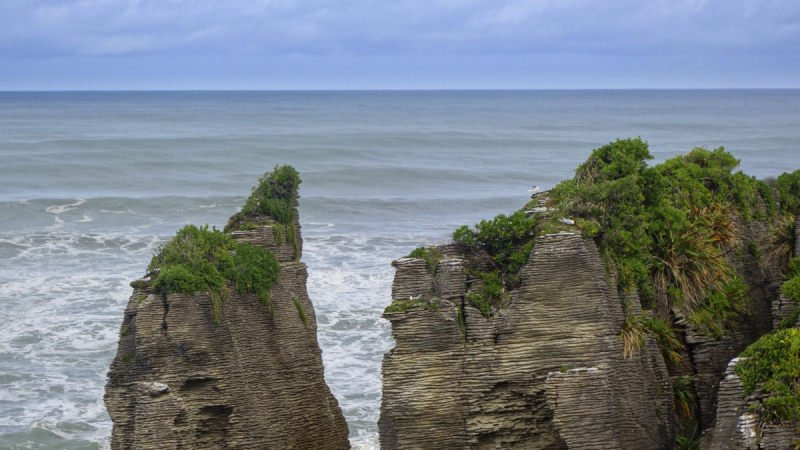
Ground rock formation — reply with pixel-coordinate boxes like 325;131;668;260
380;232;674;449
105;188;350;449
380;191;793;449
701;214;800;450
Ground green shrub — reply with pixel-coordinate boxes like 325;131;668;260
779;309;800;330
225;164;301;232
783;277;800;302
147;224;281;323
782;257;800;303
735;328;800;423
453;210;537;274
408;246;442;273
466;271;510;317
549;142;769;330
776;169;800;215
620;313;683;365
789;257;800;278
748;241;761;259
673;376;696;419
687;276;752;339
674;422;701;450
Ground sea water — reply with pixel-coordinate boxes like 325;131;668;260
0;90;798;449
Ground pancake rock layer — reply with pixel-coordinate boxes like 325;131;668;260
380;233;674;449
104;217;350;450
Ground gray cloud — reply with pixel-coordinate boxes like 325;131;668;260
2;0;799;58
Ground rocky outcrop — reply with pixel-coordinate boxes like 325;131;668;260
703;359;800;450
105;215;350;449
675;202;785;432
380;232;674;449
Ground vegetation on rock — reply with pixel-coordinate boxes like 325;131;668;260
408;246;442;273
619;312;683;365
782;257;800;302
384;298;440;314
293;298;308;328
735;327;800;423
224;165;302;258
147;224;281;324
452;210;537;317
776;169;800;216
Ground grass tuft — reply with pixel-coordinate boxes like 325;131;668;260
293;298;308;328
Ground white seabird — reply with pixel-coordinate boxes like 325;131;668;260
558;218;575;225
409;295;422;300
526;185;541;194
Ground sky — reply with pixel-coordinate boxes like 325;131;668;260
1;0;799;89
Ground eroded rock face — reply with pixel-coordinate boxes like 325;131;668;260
380;233;674;449
703;359;800;450
105;218;350;450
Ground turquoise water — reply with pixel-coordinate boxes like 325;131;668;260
0;90;798;449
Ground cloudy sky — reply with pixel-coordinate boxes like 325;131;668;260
1;0;799;89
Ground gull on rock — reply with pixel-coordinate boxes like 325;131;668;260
558;218;575;225
409;295;422;300
526;185;541;194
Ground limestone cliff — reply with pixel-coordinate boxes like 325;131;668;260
105;204;350;448
380;232;674;449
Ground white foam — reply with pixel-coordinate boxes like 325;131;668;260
45;198;87;215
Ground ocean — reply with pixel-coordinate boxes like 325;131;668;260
0;90;798;449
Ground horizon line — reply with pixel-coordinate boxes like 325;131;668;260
2;87;800;93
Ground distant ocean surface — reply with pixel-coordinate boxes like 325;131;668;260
1;90;798;449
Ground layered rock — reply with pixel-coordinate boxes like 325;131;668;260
380;232;674;449
703;359;799;450
105;216;350;449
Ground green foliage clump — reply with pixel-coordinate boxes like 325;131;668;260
619;312;683;365
783;257;800;303
674;423;701;450
147;224;281;323
384;298;440;314
466;271;510;317
136;294;147;303
130;279;151;289
227;241;281;316
748;241;761;259
673;376;696;419
776;169;800;215
550;139;765;334
686;276;752;339
293;298;308;328
224;164;302;258
783;277;800;302
408;246;442;273
735;327;800;423
452;210;536;318
779;309;800;330
453;210;537;275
